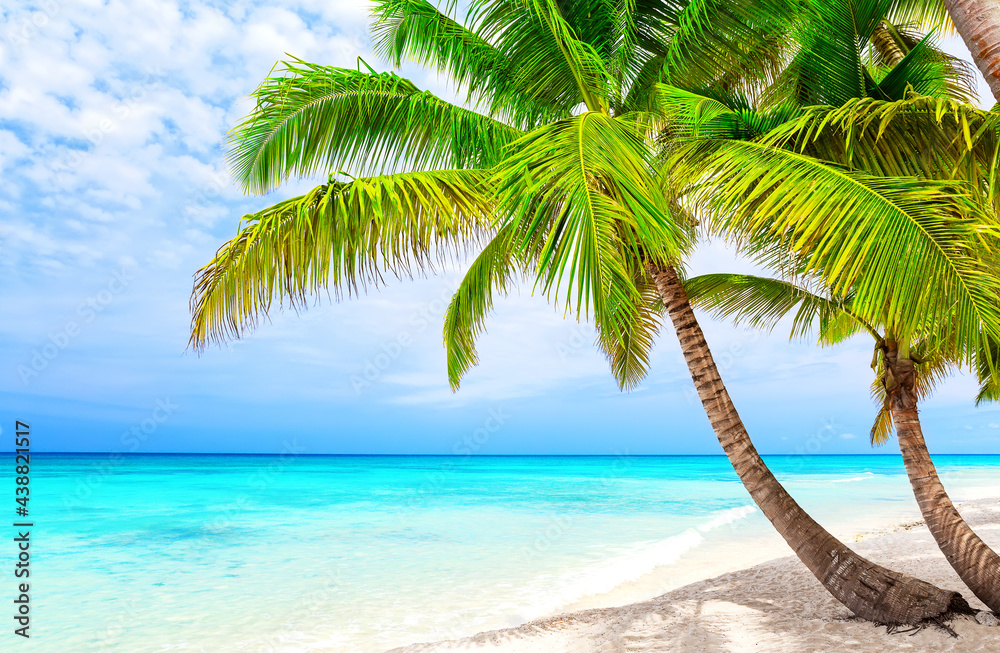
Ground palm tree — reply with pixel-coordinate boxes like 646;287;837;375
190;0;970;624
662;0;1000;613
680;92;1000;612
684;265;1000;613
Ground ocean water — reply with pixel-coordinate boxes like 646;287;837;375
16;453;1000;652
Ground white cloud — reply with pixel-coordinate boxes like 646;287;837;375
0;129;29;170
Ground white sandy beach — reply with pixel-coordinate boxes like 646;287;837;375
389;498;1000;653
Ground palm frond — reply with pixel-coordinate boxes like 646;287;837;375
784;0;888;106
763;0;965;108
976;338;1000;404
227;59;522;193
463;0;606;115
669;136;1000;369
190;170;492;350
371;0;562;128
442;224;523;389
867;22;976;102
765;96;1000;211
494;112;686;387
684;272;871;342
869;394;895;445
871;32;969;101
657;0;794;91
596;262;665;390
887;0;955;33
498;112;683;312
658;85;800;141
519;0;612;112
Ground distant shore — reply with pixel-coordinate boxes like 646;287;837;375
389;498;1000;653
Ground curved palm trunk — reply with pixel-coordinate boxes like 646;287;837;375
884;342;1000;612
943;0;1000;103
648;263;970;624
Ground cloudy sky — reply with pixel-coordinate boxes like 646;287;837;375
3;0;1000;455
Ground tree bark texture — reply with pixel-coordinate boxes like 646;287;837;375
885;340;1000;612
649;263;970;624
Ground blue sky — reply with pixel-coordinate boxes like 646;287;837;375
3;0;1000;455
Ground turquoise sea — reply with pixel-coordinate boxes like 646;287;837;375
16;454;1000;651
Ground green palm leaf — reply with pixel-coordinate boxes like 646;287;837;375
975;339;1000;405
462;0;605;115
195;0;805;388
684;272;872;342
785;0;891;106
227;59;522;193
765;96;1000;199
371;0;562;128
656;0;793;90
442;224;525;389
669;136;1000;367
510;0;612;112
887;0;954;33
190;170;492;350
600;264;665;390
497;112;681;318
872;32;961;101
492;112;685;388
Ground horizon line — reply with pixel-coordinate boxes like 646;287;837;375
7;451;1000;457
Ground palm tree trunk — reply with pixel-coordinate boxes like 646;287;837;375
884;340;1000;612
647;262;970;624
871;22;906;66
943;0;1000;103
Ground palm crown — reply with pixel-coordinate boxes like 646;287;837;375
190;0;794;390
662;0;1000;380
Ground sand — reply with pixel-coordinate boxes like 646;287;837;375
389;498;1000;652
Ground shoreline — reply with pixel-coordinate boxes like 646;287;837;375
388;498;1000;652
